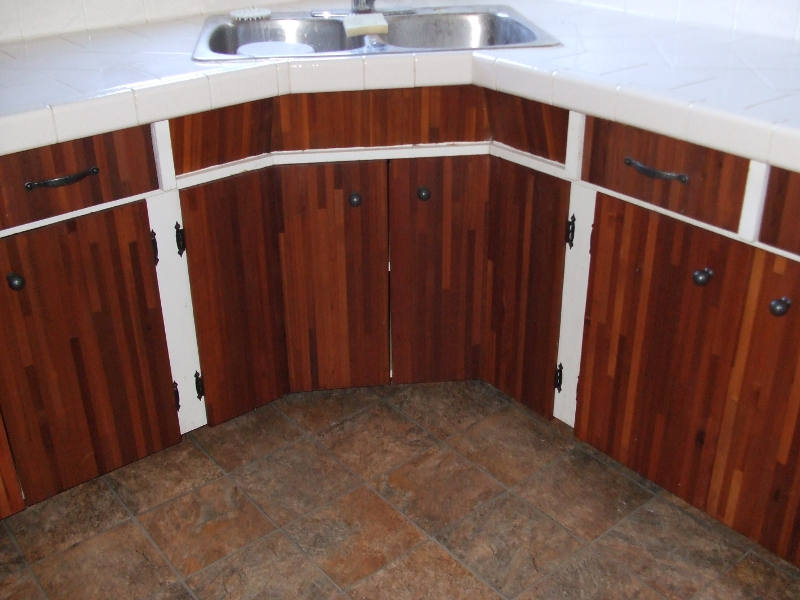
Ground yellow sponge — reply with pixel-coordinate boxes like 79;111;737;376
343;13;388;37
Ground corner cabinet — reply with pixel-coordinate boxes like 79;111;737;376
0;201;180;506
577;194;800;564
180;155;571;423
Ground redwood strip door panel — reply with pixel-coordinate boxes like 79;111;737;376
0;201;179;504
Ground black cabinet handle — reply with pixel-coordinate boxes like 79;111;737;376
692;268;714;286
24;166;100;191
348;192;362;207
623;157;688;184
769;297;791;317
417;187;431;201
6;273;25;291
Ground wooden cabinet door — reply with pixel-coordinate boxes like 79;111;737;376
0;411;23;518
576;194;754;506
275;162;390;391
0;202;180;504
480;158;570;417
390;156;490;383
180;170;289;425
707;250;800;563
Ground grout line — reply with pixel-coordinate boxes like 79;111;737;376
2;519;50;599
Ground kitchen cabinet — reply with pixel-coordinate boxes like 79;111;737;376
182;155;569;421
180;170;290;426
389;156;491;384
582;118;749;231
759;166;800;255
0;201;180;504
576;193;800;563
273;162;390;392
0;411;24;518
480;158;571;417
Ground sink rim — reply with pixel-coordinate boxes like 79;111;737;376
192;5;561;61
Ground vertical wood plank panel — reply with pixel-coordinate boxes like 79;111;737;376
170;99;273;174
759;167;800;254
576;194;753;506
0;202;179;504
390;156;490;383
275;161;390;391
480;158;570;417
180;171;289;425
707;251;800;563
485;90;569;162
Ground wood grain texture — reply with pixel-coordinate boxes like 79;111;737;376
0;410;24;518
759;167;800;254
0;126;158;229
390;156;490;383
271;87;491;150
274;162;390;391
0;201;179;504
706;249;800;564
480;158;570;417
170;99;273;174
180;170;289;425
576;194;754;507
582;118;748;231
486;90;569;162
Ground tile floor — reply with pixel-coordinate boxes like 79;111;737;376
1;381;799;599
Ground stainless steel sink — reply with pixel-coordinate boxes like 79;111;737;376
193;6;559;60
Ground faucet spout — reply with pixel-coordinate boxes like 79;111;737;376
352;0;375;13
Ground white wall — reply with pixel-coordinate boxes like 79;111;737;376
2;0;800;43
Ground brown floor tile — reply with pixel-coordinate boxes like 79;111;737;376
449;406;573;485
276;387;388;433
593;496;748;599
33;521;179;600
0;573;46;600
350;541;499;599
188;531;341;600
517;447;653;540
693;553;800;599
518;545;663;600
6;478;128;562
374;445;504;533
233;438;360;525
139;477;272;576
438;492;581;597
317;404;435;479
285;486;423;587
388;381;509;439
190;404;302;471
105;439;222;514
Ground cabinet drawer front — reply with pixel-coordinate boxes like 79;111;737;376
582;118;748;231
759;166;800;254
0;126;158;229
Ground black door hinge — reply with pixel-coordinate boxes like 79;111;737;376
173;381;180;411
194;371;205;400
150;230;159;265
566;215;576;249
554;363;563;393
175;222;186;256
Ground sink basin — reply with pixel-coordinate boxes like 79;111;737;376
193;5;559;60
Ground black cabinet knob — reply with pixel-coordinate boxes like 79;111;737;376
417;187;431;201
6;273;25;291
692;267;714;286
348;192;362;207
769;297;791;317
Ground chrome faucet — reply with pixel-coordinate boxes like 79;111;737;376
352;0;375;12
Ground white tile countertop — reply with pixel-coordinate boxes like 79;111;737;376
1;0;799;171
